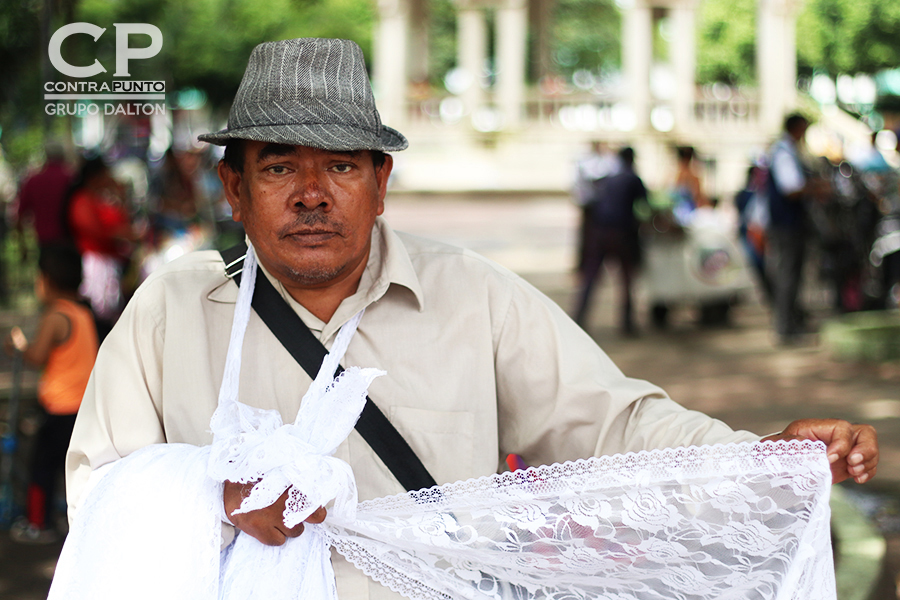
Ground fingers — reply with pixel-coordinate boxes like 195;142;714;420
851;460;877;484
774;419;879;485
760;433;804;443
845;424;879;484
277;519;305;540
274;505;326;540
823;421;854;465
305;506;328;524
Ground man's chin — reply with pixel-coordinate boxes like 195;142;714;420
283;264;345;287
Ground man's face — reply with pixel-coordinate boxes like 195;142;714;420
219;141;392;294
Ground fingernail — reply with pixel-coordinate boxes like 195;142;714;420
849;453;863;464
828;453;839;464
857;474;869;484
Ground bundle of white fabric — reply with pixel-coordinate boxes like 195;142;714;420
49;245;836;600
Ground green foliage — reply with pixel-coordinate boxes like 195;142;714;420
76;0;377;109
0;0;376;169
4;127;46;172
0;1;46;171
552;0;620;76
696;0;756;85
798;0;900;75
428;0;457;86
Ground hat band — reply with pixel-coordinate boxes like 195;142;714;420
230;98;381;133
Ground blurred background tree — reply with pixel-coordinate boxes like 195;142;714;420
797;0;900;76
696;0;756;86
0;0;375;170
551;0;620;80
3;0;900;171
76;0;376;109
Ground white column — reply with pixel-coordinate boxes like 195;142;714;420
457;4;487;116
495;0;528;128
374;0;410;127
757;0;801;133
781;3;799;112
670;0;697;130
757;0;779;132
409;0;430;84
530;0;554;82
622;1;652;131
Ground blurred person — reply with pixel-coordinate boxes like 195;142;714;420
5;244;98;543
671;146;709;223
573;147;646;334
150;147;200;233
854;151;900;309
572;141;620;272
64;157;139;339
136;148;215;280
0;151;15;304
573;141;621;206
14;142;72;247
735;165;774;303
852;131;891;174
765;113;829;344
813;156;880;313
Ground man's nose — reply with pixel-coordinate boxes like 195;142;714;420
290;169;331;210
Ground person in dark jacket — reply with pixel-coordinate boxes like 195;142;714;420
573;147;646;334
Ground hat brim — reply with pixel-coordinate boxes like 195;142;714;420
198;122;408;152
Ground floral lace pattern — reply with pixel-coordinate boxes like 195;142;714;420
326;440;835;600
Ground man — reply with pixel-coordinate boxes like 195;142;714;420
67;39;877;599
766;113;827;344
15;142;71;247
573;146;644;333
571;141;620;290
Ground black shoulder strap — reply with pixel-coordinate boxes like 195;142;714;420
220;243;437;492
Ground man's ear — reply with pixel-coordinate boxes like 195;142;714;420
218;160;244;222
374;154;393;216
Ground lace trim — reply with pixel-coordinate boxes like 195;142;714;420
360;439;829;513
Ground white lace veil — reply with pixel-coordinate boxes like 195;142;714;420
50;243;836;600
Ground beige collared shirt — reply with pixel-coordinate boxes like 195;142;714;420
67;217;756;599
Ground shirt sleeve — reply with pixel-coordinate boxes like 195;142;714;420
65;279;168;521
493;277;758;467
770;145;805;197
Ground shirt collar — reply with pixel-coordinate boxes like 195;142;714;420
209;217;424;337
369;216;424;310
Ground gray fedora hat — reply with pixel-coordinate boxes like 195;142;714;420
198;38;408;152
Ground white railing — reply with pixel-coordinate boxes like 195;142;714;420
402;86;762;133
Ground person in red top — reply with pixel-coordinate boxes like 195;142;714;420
6;244;99;543
65;157;138;338
14;143;72;247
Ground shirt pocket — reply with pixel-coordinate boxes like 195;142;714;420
389;406;474;486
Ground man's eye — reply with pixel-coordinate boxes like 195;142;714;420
267;165;289;175
332;164;353;173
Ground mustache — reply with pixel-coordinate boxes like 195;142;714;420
278;211;344;237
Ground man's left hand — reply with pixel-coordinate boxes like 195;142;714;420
762;419;878;484
224;480;327;546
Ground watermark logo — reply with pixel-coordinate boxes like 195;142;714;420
44;22;166;117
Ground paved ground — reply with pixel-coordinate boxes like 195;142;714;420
1;193;899;598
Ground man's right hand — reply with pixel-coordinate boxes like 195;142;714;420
223;480;327;546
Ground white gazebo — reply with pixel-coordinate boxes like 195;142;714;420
371;0;805;195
